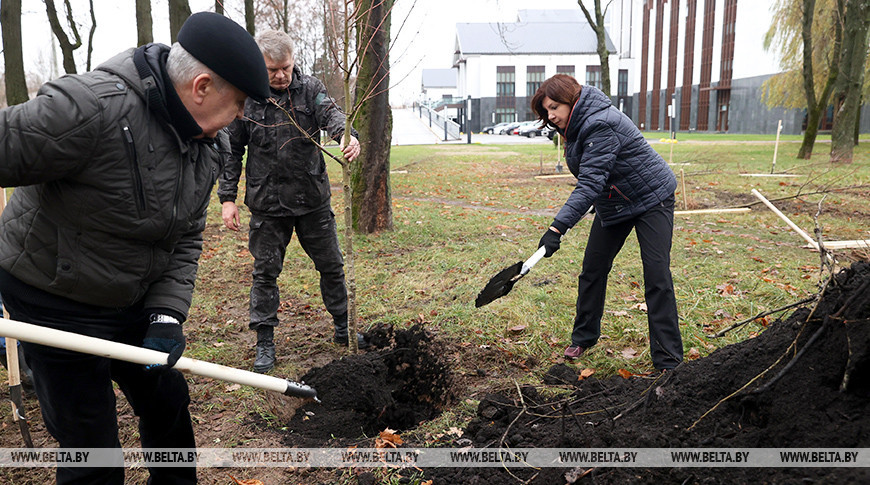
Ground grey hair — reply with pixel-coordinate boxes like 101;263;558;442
166;43;230;91
256;30;295;62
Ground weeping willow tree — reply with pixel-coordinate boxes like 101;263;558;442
762;0;841;159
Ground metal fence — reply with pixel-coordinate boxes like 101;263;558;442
417;104;461;141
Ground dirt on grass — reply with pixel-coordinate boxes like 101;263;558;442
414;261;870;484
2;236;868;485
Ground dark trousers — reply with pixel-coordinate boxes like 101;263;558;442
1;291;196;485
248;206;347;332
572;196;683;369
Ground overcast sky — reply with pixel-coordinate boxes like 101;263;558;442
18;0;776;104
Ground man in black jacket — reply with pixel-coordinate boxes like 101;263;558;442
0;12;268;485
219;29;368;374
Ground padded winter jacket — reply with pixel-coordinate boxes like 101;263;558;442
219;66;355;217
552;86;677;232
0;44;228;317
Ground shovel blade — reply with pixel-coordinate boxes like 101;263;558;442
475;262;523;308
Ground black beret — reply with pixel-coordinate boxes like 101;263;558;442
177;12;269;103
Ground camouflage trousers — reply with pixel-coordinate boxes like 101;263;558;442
247;207;347;330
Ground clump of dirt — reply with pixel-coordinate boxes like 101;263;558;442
418;262;870;484
280;324;454;446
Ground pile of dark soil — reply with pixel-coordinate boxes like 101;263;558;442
280;325;454;446
420;261;870;484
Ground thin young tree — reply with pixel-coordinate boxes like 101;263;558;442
44;0;83;74
215;1;224;15
84;0;96;71
577;0;611;96
265;0;400;351
829;0;870;163
136;0;153;45
1;0;28;106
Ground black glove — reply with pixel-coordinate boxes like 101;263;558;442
143;314;186;369
539;228;562;258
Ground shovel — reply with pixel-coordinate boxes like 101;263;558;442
475;246;547;308
0;317;317;400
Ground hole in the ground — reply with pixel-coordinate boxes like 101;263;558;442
280;324;453;445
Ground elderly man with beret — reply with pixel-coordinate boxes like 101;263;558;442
0;12;268;485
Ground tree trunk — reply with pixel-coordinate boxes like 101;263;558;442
214;1;223;15
798;0;841;160
340;0;358;352
352;0;393;234
797;0;818;159
135;0;153;46
578;0;611;96
1;0;29;106
85;0;96;71
168;0;191;44
245;0;255;36
44;0;82;74
830;0;869;163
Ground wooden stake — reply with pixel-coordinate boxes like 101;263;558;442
771;119;782;174
680;168;688;210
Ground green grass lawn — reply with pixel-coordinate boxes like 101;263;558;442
195;139;868;381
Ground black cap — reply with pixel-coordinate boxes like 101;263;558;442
177;12;269;103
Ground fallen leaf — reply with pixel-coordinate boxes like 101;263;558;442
579;368;596;380
224;384;241;392
687;347;701;360
617;369;634;379
620;348;638;359
376;428;403;448
632;302;648;312
508;324;527;333
606;310;629;317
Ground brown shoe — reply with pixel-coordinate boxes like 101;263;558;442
564;345;585;359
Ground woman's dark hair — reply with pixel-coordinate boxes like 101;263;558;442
531;74;582;129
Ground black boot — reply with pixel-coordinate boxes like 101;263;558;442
253;326;276;373
333;313;370;349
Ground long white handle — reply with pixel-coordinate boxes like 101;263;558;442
521;246;547;275
0;317;316;399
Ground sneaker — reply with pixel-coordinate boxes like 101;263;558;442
564;345;585;360
333;332;371;349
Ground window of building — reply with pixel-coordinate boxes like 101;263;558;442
526;66;545;97
495;108;516;124
496;66;516;123
618;70;628;97
586;66;601;89
557;65;575;77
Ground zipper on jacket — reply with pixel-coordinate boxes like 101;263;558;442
609;184;632;202
122;124;146;214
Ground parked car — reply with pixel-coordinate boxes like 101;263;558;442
510;120;537;136
517;121;548;138
496;122;522;135
482;121;512;134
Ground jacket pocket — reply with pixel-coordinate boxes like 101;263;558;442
120;121;146;216
608;184;632;203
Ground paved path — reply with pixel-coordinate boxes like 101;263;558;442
391;108;443;145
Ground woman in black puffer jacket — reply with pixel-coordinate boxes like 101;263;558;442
531;74;683;370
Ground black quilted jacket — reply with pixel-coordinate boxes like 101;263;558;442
552;85;676;232
219;66;355;217
0;45;227;316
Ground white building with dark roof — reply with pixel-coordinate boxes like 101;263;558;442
421;68;459;104
452;8;637;132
